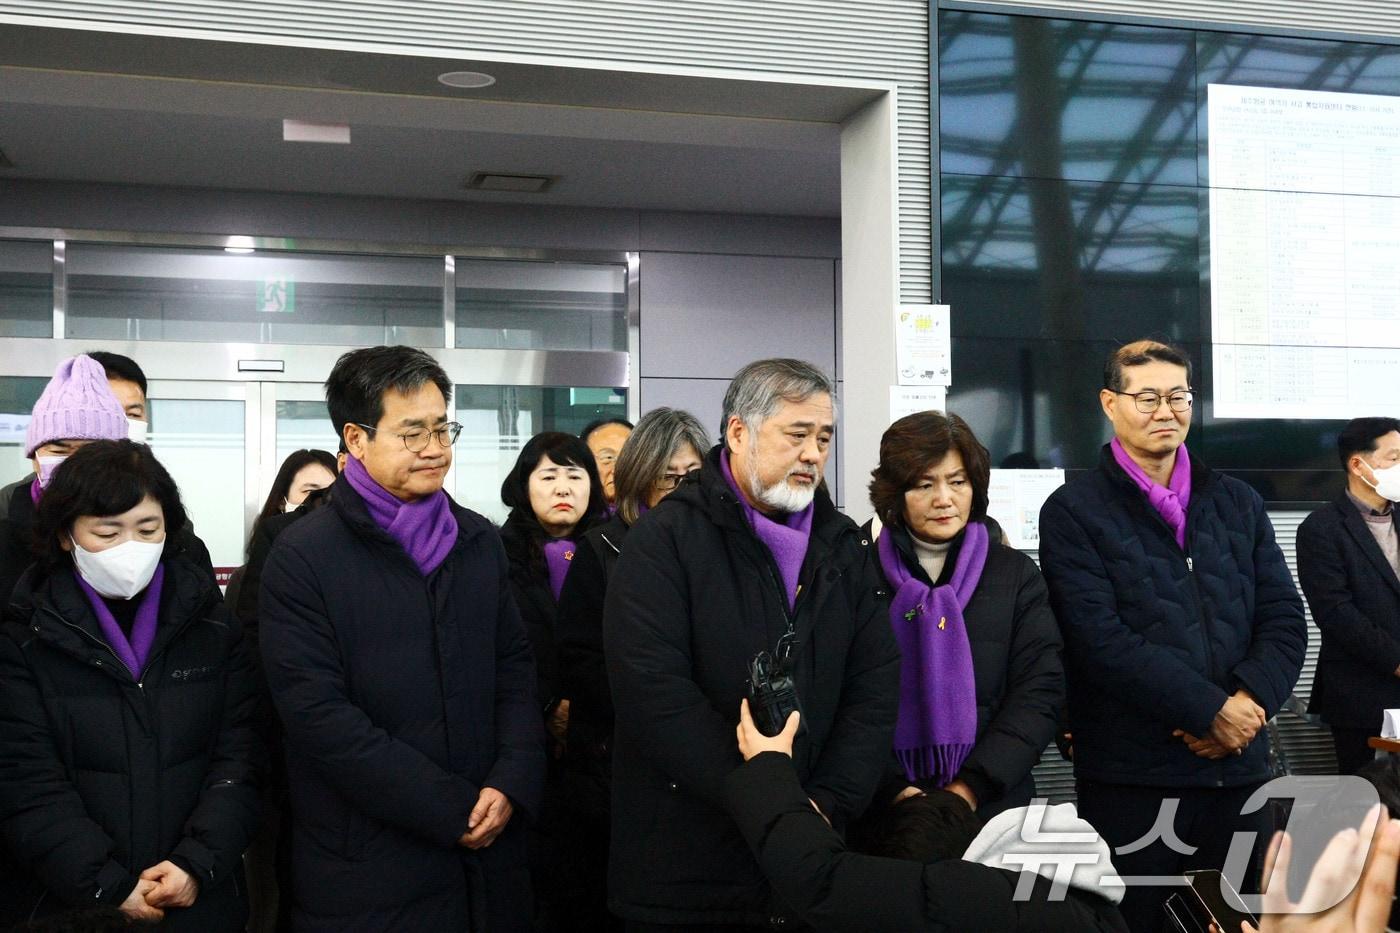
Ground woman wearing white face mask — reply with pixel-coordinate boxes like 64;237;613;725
0;439;263;931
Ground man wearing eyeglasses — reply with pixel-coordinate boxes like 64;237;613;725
1038;339;1305;933
259;345;544;933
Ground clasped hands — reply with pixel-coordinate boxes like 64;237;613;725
458;786;514;850
1173;690;1266;760
119;860;198;923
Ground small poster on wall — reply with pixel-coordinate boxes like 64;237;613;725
986;469;1065;551
894;304;952;386
888;385;947;423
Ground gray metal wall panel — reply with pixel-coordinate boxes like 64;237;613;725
952;1;1400;37
638;252;837;379
6;0;931;301
1028;508;1335;805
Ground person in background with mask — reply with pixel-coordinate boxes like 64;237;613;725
581;418;633;510
86;351;150;439
1298;417;1400;775
228;448;337;933
0;355;132;605
555;406;710;931
0;440;263;930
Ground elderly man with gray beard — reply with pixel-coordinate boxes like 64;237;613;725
603;358;900;931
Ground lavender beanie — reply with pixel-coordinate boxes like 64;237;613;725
24;355;129;456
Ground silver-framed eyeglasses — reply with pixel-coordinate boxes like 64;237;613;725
1110;389;1194;414
355;421;463;452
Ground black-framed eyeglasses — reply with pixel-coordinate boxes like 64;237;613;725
355;421;463;452
1110;389;1194;414
654;471;693;492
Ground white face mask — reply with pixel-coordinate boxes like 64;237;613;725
283;498;301;513
1363;460;1400;503
127;419;148;444
71;538;164;600
35;455;67;489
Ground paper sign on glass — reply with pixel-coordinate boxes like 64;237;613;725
987;469;1065;551
894;304;952;386
888;385;947;423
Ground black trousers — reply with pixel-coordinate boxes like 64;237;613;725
1330;725;1378;776
1076;779;1274;933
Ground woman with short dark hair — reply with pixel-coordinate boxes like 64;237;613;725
862;411;1063;821
498;431;607;930
0;440;262;931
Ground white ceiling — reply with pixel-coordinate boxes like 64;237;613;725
0;25;860;216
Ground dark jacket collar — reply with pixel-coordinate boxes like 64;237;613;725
328;470;486;565
10;551;220;672
1331;488;1400;597
1097;441;1214;505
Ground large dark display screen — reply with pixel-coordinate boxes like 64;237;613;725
939;9;1400;504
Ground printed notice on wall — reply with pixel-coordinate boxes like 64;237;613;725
1208;83;1400;419
987;469;1065;551
888;385;947;424
894;304;952;386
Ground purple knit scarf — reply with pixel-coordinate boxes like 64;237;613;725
543;537;577;601
343;454;459;575
878;521;988;785
75;563;164;680
719;449;814;610
29;477;41;506
1111;438;1192;550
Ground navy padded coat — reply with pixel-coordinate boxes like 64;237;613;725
1038;445;1305;787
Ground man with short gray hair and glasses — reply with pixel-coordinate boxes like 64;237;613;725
604;358;899;931
1038;339;1305;932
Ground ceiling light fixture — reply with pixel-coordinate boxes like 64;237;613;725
438;70;496;89
225;236;256;254
283;119;351;144
464;172;556;193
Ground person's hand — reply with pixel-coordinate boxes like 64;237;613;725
944;779;979;811
547;699;570;757
1231;804;1400;933
736;698;799;761
139;860;198;909
1210;691;1267;751
119;879;164;922
1174;728;1234;759
459;787;514;850
893;785;925;804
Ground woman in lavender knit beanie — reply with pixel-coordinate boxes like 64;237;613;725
24;355;129;459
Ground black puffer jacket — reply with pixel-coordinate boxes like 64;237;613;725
1038;445;1307;787
0;551;263;930
604;445;900;925
259;474;544;933
862;518;1063;816
725;753;1128;933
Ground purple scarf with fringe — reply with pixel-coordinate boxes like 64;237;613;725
878;522;987;785
1111;438;1192;551
75;563;165;680
719;449;813;610
343;454;458;575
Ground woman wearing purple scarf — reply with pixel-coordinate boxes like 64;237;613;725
857;411;1064;830
497;430;607;930
0;440;261;931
